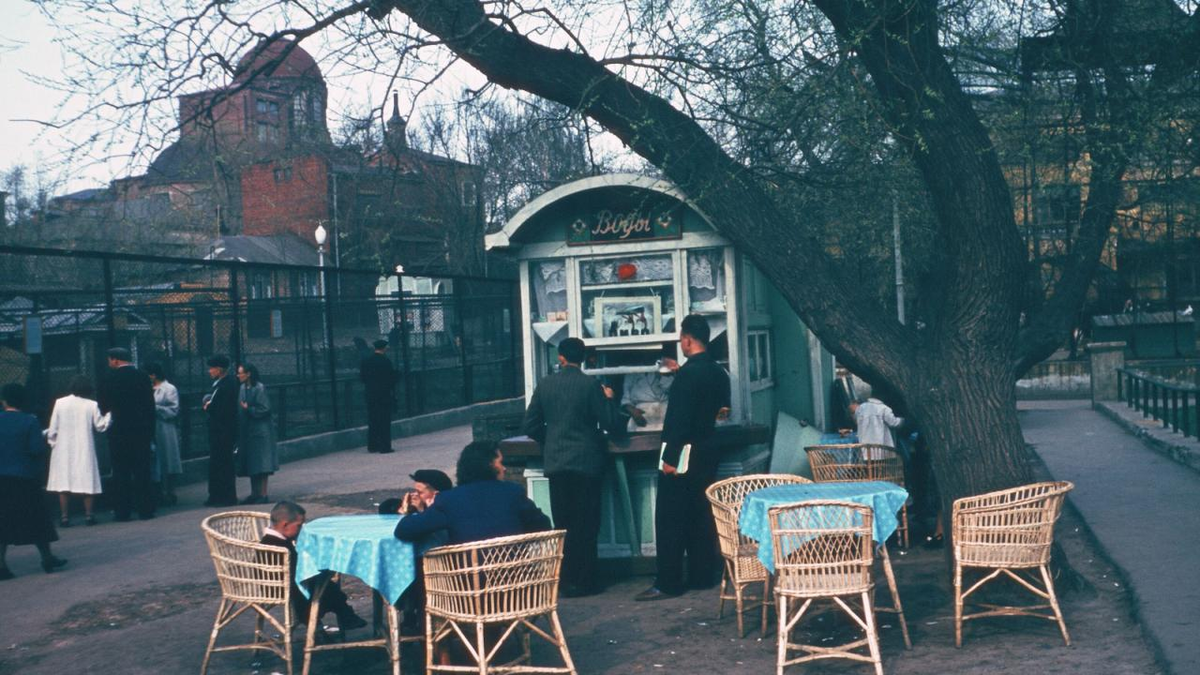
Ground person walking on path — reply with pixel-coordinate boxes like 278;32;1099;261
46;376;110;527
360;339;398;454
98;347;157;521
203;355;239;507
236;363;277;505
146;364;182;507
637;314;731;601
522;336;617;597
0;383;67;579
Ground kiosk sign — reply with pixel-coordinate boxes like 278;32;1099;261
567;205;681;245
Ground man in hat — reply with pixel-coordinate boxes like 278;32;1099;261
98;347;157;520
360;339;399;454
522;337;616;597
203;355;239;506
378;469;454;516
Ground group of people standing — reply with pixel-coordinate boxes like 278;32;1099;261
0;348;280;580
521;313;731;600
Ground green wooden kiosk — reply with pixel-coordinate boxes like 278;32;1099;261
488;174;835;560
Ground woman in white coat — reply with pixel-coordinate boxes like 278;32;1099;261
46;376;111;527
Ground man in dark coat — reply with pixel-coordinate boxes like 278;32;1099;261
98;347;157;521
359;340;398;454
203;355;239;507
521;337;616;596
637;315;731;601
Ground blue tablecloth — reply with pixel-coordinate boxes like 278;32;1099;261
295;515;415;605
819;432;858;445
738;481;908;572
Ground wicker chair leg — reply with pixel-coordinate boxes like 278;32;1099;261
954;561;964;648
283;606;294;675
878;546;911;649
200;598;227;675
861;592;884;675
735;578;747;638
476;622;488;675
775;595;788;675
718;564;730;619
426;613;436;674
549;610;578;674
761;579;771;639
1040;564;1071;646
899;505;910;549
302;578;327;675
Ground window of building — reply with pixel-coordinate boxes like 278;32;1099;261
746;329;773;389
273;166;293;183
460;178;477;208
256;99;281;117
256;122;279;143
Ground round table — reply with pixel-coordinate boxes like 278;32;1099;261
295;514;419;675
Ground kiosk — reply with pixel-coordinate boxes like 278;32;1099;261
489;174;834;559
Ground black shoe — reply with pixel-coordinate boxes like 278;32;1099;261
338;611;368;631
377;448;394;454
59;517;71;528
923;534;944;550
41;557;68;573
239;495;262;505
634;586;679;602
0;568;14;581
85;516;98;526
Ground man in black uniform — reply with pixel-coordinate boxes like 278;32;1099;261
636;314;730;601
203;355;239;506
522;337;616;596
98;347;157;520
360;339;398;454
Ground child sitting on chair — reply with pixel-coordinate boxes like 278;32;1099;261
261;500;367;631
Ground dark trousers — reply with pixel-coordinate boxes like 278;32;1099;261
548;471;603;590
207;435;237;503
366;395;392;452
295;573;353;621
109;437;154;518
653;459;719;595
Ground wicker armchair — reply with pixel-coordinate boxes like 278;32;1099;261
805;444;910;547
769;501;883;675
423;530;576;674
952;481;1074;647
706;473;812;637
201;511;295;675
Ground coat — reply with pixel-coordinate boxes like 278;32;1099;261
237;382;278;477
98;364;156;454
46;395;110;494
206;373;239;447
521;365;616;476
394;479;551;546
153;380;183;476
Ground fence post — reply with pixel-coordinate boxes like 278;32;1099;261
102;257;116;348
1087;341;1125;406
396;289;414;417
324;266;339;430
229;266;242;364
454;284;470;405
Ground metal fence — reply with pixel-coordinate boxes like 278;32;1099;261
0;245;521;461
1116;363;1200;438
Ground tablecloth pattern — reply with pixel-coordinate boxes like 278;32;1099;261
738;481;908;572
295;515;415;605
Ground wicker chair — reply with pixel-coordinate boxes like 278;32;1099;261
769;501;883;675
806;444;910;548
706;473;812;637
201;511;295;675
423;530;576;674
952;481;1074;647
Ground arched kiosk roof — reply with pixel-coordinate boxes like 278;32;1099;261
485;173;715;251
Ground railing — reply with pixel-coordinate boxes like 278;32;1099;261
1117;366;1200;439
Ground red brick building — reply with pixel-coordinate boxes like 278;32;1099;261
31;39;488;275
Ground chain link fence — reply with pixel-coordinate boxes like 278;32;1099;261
0;245;521;462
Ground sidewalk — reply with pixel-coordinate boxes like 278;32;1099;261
1020;399;1200;675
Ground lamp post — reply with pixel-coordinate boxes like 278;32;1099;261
314;223;339;427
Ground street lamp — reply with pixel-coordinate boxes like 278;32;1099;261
314;223;328;296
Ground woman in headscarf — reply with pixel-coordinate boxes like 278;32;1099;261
236;363;278;505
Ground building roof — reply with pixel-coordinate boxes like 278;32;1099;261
0;299;151;337
204;233;319;266
145;139;211;184
233;38;322;83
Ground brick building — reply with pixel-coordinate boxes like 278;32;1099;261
24;39;489;276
